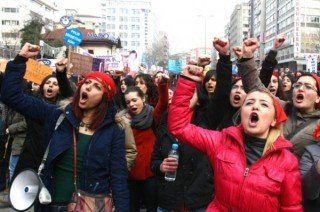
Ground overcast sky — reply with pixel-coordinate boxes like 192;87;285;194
56;0;246;53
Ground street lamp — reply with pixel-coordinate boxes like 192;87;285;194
197;15;214;54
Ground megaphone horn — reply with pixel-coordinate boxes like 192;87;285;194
9;169;42;211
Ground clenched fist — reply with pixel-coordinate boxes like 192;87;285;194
19;43;40;58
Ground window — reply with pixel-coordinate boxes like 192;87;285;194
2;8;19;13
119;16;128;22
131;17;140;22
131;33;140;38
132;9;140;14
106;24;115;29
107;8;116;14
107;16;115;21
120;8;128;14
131;41;140;46
120;33;128;38
88;50;94;54
2;20;19;26
119;25;128;30
2;32;19;38
131;25;140;30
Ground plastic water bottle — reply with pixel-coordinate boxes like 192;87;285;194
165;143;179;182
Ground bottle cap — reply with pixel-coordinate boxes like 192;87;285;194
172;143;179;150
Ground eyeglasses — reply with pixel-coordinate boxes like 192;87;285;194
292;83;317;92
232;85;244;91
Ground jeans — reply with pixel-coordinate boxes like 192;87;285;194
129;177;157;212
9;154;19;182
157;206;206;212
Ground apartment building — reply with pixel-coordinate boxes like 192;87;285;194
229;2;250;61
249;0;320;71
0;0;58;49
98;0;155;60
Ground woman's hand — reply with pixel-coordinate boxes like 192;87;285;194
213;37;230;55
272;33;286;50
19;43;40;58
242;38;260;58
160;157;178;173
181;65;204;82
55;58;69;73
233;46;243;60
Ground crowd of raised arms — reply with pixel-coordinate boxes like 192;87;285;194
0;33;319;212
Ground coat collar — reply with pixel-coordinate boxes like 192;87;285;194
225;125;293;152
63;102;117;129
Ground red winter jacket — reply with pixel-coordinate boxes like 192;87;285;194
168;77;302;212
129;81;168;180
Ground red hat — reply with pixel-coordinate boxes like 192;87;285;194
272;70;279;78
311;74;320;94
272;96;287;125
78;72;116;100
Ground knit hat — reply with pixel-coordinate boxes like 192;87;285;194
78;72;116;100
272;96;287;125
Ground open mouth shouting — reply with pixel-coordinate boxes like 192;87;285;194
248;112;259;127
294;93;304;104
233;95;241;104
269;88;276;94
79;91;89;105
130;107;138;114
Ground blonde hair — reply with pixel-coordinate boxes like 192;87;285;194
244;88;284;155
263;124;283;155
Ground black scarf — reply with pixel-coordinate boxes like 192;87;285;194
131;104;154;130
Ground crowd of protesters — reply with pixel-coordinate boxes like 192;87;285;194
0;33;319;212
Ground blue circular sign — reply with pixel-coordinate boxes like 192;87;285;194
64;28;83;46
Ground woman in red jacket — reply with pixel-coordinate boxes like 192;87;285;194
168;52;302;211
124;76;168;212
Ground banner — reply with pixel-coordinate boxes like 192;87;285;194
69;52;93;76
24;59;53;84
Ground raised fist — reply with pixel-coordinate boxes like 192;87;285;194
232;46;243;60
181;65;204;82
273;33;286;50
19;43;40;58
55;58;69;72
213;37;230;55
242;38;260;58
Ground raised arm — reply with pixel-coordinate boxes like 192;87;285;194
235;38;264;93
55;58;74;98
1;43;57;124
153;76;169;124
205;38;232;129
168;65;222;155
260;34;285;87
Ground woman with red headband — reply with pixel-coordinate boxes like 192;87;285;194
168;48;302;211
1;43;129;211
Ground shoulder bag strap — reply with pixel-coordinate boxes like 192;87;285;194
37;113;65;175
72;128;78;191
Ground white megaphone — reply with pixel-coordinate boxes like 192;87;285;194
9;169;52;211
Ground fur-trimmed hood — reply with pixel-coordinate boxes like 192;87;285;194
115;109;132;129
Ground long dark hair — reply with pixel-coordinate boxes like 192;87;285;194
134;73;158;106
36;74;60;103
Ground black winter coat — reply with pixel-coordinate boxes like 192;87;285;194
151;111;214;210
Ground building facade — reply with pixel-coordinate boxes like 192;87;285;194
0;0;58;50
229;2;250;61
249;0;320;71
98;0;155;60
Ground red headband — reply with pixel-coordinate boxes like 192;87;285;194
272;96;287;125
78;72;116;100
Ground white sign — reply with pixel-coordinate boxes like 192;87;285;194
294;0;301;57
